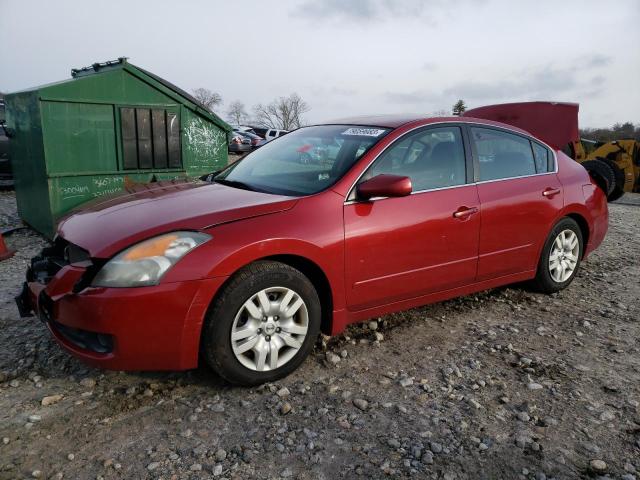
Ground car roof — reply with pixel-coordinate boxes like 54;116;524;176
316;114;534;138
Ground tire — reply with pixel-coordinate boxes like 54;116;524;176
201;261;321;386
601;158;626;201
581;159;615;197
530;217;583;294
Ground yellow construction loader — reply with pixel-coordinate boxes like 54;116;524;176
574;139;640;201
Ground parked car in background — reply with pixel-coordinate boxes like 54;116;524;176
249;126;268;139
17;112;608;386
240;131;267;149
232;125;258;136
0;100;12;189
265;129;288;142
228;131;251;154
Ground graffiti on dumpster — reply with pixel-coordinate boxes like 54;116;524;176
184;116;225;163
58;176;126;201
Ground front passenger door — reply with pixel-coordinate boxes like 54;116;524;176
343;125;480;311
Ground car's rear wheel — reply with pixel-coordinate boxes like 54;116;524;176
530;217;583;293
202;261;321;386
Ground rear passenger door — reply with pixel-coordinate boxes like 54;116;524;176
470;126;563;281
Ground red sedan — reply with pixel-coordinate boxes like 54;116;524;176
17;107;608;385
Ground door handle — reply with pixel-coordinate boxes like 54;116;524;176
453;206;478;219
542;188;561;198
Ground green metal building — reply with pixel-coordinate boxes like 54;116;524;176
5;58;230;237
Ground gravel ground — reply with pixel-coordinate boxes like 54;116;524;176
0;190;639;480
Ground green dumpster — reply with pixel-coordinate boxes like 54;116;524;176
5;58;231;238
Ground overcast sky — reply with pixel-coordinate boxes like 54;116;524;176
1;0;638;128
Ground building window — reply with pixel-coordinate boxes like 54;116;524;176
120;107;181;170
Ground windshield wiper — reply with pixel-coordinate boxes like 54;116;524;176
214;178;260;192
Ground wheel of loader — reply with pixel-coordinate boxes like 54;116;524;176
581;159;615;197
601;157;626;202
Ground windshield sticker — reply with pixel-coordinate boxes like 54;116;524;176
341;128;386;137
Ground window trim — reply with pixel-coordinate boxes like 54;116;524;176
344;121;558;204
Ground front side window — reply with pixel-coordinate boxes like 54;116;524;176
360;126;467;192
471;127;536;181
215;125;390;196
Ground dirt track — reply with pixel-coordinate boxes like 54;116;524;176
0;191;639;480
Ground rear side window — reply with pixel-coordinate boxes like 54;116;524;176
532;141;553;173
471;127;536;181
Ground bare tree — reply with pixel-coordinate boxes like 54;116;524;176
192;88;223;113
227;100;249;125
253;93;310;130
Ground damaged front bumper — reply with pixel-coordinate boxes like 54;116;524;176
16;238;227;371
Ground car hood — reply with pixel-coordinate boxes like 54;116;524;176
58;180;298;258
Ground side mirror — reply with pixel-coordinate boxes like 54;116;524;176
356;174;412;200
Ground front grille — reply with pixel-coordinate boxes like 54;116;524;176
28;238;92;286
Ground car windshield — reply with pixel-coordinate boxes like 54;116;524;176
214;125;390;196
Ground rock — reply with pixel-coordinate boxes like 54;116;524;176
281;467;293;477
422;451;434;464
621;475;636;480
398;377;413;387
212;464;223;476
41;394;63;406
79;377;96;388
215;448;227;462
67;453;75;461
353;398;368;411
326;352;341;365
387;438;401;448
190;463;202;471
147;462;160;471
430;442;443;454
589;459;607;472
368;321;378;331
374;332;384;342
280;402;292;415
276;387;290;398
469;399;482;409
2;437;9;445
516;411;530;422
31;471;42;478
599;411;615;421
528;383;544;390
28;415;42;423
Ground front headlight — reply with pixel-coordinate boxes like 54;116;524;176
91;231;211;288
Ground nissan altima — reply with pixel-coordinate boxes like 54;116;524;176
17;110;608;385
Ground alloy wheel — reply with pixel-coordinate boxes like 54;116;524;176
548;229;580;283
230;287;309;371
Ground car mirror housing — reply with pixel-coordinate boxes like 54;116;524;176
356;174;412;200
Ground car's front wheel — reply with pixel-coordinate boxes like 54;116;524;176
202;261;321;386
531;217;583;293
